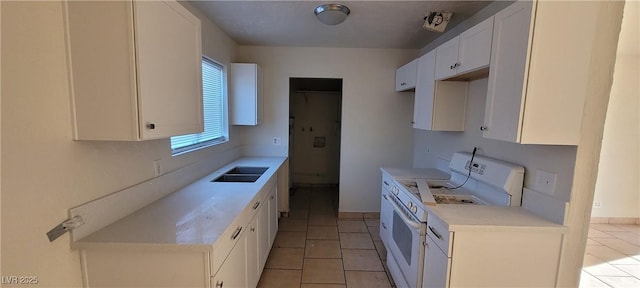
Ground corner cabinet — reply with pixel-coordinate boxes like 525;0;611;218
422;211;564;288
483;0;600;145
434;16;494;80
230;63;263;126
64;0;203;141
395;59;418;91
413;50;468;131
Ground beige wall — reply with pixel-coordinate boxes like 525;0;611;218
591;0;639;219
237;46;418;212
592;54;639;218
1;1;238;286
291;91;341;184
413;79;577;202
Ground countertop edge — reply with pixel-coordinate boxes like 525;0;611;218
75;156;287;248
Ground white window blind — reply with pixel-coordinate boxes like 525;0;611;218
171;57;227;154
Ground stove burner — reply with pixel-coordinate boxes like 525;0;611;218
433;195;477;205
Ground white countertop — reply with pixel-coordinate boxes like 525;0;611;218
427;205;567;232
76;157;286;250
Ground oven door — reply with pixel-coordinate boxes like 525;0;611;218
387;195;426;288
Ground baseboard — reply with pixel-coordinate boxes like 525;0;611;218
590;217;640;224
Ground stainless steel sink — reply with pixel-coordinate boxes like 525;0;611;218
224;166;268;175
211;166;268;183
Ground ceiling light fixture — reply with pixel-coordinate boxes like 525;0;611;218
314;4;350;25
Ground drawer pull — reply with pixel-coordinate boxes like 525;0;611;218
383;194;389;200
381;222;387;230
383;181;389;186
270;195;274;200
231;227;243;240
428;225;443;240
253;201;261;209
215;280;224;288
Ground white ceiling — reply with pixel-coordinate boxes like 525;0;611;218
189;1;493;49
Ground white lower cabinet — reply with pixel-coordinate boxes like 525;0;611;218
212;231;248;288
213;185;278;288
423;235;450;288
422;212;564;287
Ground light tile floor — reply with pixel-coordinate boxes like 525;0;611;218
580;223;640;287
260;186;640;288
258;186;394;288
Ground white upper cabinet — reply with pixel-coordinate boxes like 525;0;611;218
483;0;599;145
65;1;203;141
435;16;494;80
413;51;468;131
395;59;418;91
230;63;263;126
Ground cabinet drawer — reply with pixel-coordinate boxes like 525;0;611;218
427;213;452;256
212;209;252;274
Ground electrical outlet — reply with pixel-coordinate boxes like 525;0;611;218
593;201;602;208
534;169;557;196
272;137;281;146
153;159;162;177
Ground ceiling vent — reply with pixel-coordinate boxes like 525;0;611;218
423;11;453;33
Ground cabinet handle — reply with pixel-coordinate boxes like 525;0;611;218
252;201;261;209
428;225;443;240
250;227;256;232
383;194;389;200
480;126;488;131
146;123;156;130
401;82;406;86
215;280;224;288
381;222;387;229
231;227;242;240
270;195;274;200
383;181;389;186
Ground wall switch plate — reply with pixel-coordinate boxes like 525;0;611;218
272;137;281;146
153;159;162;177
534;169;557;196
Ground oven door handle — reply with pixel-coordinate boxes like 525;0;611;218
388;196;422;229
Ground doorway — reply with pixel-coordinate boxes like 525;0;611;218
288;78;342;205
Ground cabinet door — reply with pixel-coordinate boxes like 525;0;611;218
212;232;248;288
268;187;278;245
434;37;459;80
483;1;534;142
423;235;450;288
231;63;262;125
134;1;203;139
395;60;417;91
247;214;260;288
258;195;271;272
413;51;437;130
457;16;494;75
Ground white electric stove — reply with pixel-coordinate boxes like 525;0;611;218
384;152;525;288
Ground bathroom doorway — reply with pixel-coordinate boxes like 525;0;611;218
288;78;342;200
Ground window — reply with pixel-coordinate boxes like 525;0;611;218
171;57;227;154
